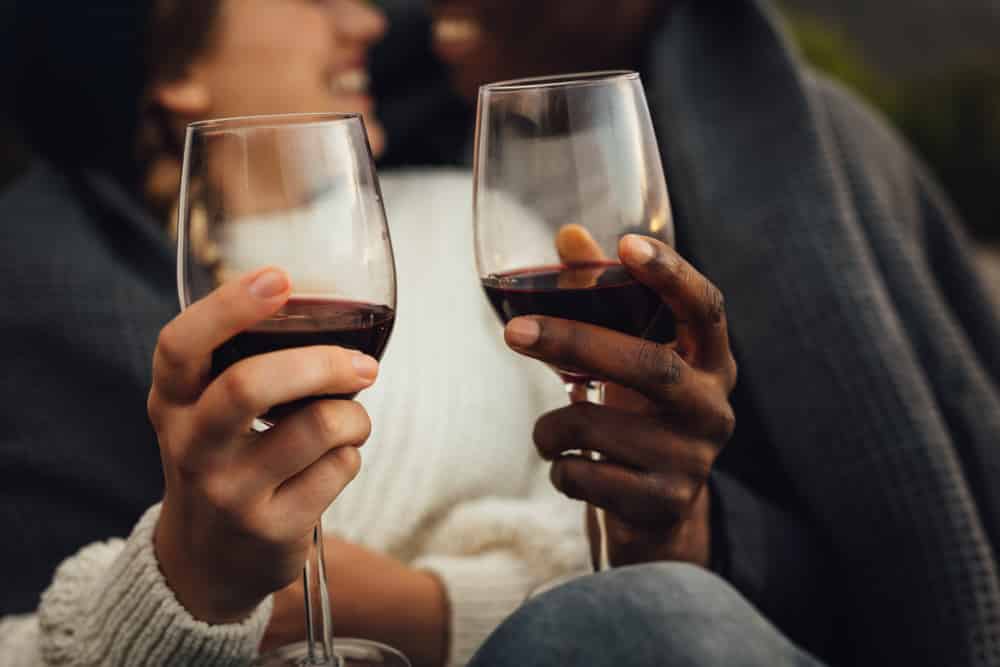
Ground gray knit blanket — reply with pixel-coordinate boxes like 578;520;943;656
649;1;1000;664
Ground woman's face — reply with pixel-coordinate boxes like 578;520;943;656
159;0;387;154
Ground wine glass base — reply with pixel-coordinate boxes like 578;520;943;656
253;638;411;667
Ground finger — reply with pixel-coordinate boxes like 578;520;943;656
619;235;734;379
551;457;701;530
556;224;607;288
506;316;698;408
193;345;378;441
154;268;291;403
533;403;719;475
245;399;371;495
270;442;363;532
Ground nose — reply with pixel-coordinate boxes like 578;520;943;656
329;0;388;49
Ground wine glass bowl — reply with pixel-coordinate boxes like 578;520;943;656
178;112;397;425
176;112;407;667
474;71;674;383
473;71;675;569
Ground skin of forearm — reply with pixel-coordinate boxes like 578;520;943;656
262;537;449;667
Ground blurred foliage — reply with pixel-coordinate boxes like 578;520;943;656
784;10;1000;241
893;64;1000;241
784;12;900;114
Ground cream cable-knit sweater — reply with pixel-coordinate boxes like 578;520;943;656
0;170;588;666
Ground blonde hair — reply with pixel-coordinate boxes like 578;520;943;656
139;0;223;226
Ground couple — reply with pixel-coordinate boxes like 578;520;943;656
3;0;1000;666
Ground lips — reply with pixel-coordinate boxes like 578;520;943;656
330;68;370;95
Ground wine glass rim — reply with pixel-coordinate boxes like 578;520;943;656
480;70;638;93
187;111;363;132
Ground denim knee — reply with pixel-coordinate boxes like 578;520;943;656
468;562;823;667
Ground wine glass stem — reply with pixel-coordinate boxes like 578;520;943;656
567;381;611;572
303;520;339;666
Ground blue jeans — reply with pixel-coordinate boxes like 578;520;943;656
468;563;825;667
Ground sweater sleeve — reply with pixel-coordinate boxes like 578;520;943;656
0;504;273;666
412;468;590;667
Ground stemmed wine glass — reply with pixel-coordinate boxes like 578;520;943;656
473;71;675;572
177;113;409;667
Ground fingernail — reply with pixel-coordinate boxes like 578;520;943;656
248;270;289;299
622;235;655;265
506;318;541;348
352;353;379;380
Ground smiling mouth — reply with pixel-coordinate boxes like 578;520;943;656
330;68;370;95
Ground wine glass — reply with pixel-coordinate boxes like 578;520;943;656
473;71;675;572
177;113;409;667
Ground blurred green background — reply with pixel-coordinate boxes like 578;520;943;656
780;0;1000;242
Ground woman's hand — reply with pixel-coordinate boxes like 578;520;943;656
504;235;738;568
148;268;380;624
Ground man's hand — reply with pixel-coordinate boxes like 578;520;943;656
505;235;737;567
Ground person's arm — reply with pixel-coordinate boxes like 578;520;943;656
263;538;450;667
263;465;589;667
0;504;272;667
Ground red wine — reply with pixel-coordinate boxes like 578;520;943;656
482;262;674;382
212;298;395;418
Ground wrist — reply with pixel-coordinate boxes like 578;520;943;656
154;505;264;624
603;485;712;568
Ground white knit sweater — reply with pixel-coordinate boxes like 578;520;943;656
0;170;588;666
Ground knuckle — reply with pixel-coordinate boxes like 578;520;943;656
218;288;249;328
551;459;584;499
687;443;717;482
147;390;166;432
648;245;685;285
536;405;599;457
326;400;372;447
648;475;694;521
636;343;683;389
351;404;373;445
199;473;238;514
325;347;349;384
156;325;184;369
308;401;344;446
336;446;363;482
220;367;257;414
565;403;599;449
601;485;637;521
233;508;284;547
701;282;726;325
552;322;587;369
532;414;557;457
710;403;736;444
724;356;739;390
